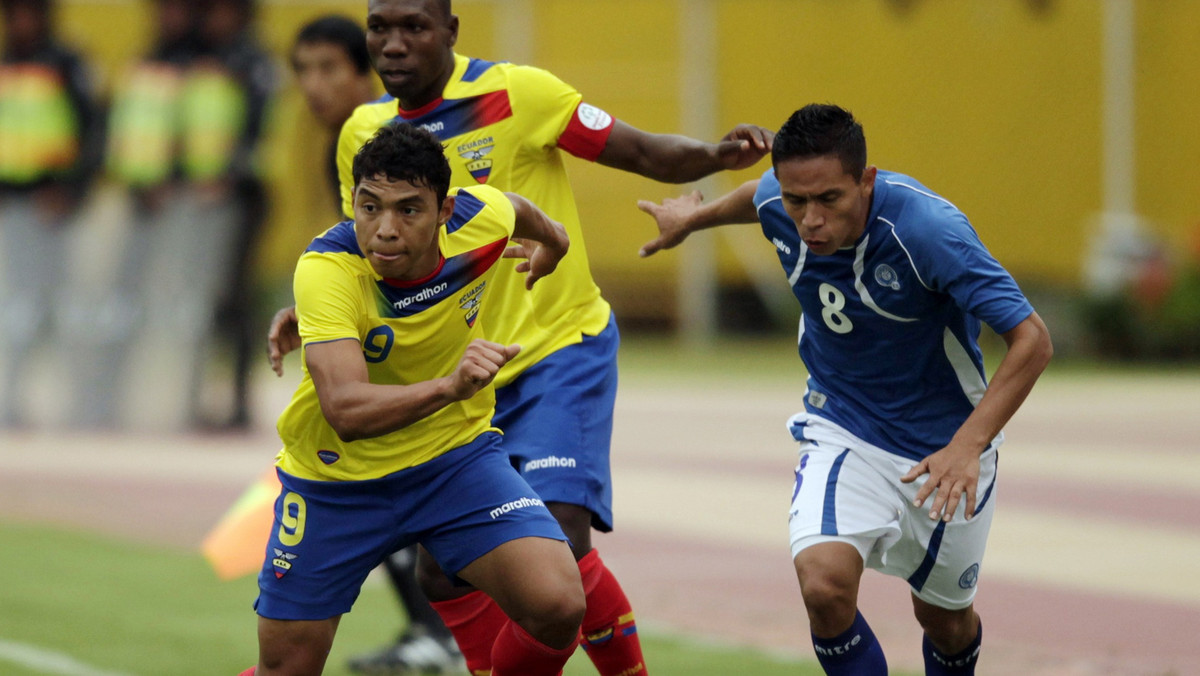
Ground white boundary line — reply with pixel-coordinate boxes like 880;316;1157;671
0;639;134;676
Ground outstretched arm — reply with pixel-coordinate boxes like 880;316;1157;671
901;312;1053;521
596;121;773;183
636;179;762;257
504;193;571;289
307;337;521;442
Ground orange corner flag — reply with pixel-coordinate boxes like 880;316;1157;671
201;465;280;580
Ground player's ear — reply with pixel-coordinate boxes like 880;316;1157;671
446;15;459;47
860;165;878;193
438;194;456;225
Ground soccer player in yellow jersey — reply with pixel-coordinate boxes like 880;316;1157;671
267;2;774;674
243;123;583;676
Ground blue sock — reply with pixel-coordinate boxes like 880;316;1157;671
923;620;982;675
810;610;887;675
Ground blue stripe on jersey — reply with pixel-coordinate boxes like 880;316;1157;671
306;221;361;255
753;168;1033;461
821;449;851;535
461;58;501;82
907;520;948;592
446;190;486;234
376;238;507;318
396;90;512;142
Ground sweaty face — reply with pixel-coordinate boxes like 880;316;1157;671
353;176;453;281
292;42;369;129
776;155;876;256
365;0;458;109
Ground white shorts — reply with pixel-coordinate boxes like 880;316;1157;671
787;414;998;610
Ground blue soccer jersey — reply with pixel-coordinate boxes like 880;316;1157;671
754;168;1034;461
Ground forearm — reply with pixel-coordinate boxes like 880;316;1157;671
508;192;569;251
950;313;1053;451
319;378;459;442
689;179;762;230
596;121;722;183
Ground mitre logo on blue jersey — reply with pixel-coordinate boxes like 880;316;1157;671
457;136;496;184
458;280;486;327
874;263;901;290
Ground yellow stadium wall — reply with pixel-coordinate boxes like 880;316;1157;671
19;0;1200;315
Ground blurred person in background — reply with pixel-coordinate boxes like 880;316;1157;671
69;0;201;429
182;0;278;430
0;0;103;429
288;14;465;674
267;1;773;674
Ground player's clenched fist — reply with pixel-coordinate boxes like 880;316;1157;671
447;339;521;400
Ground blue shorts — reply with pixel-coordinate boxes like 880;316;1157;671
495;314;618;532
253;432;567;621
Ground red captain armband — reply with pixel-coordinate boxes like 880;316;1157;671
557;102;616;161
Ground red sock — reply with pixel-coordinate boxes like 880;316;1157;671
430;590;509;675
237;669;255;676
491;618;578;676
577;550;647;675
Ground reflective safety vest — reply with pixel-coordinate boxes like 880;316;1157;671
0;63;80;184
106;63;184;186
179;65;246;180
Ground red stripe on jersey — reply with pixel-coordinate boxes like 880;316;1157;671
558;102;616;161
473;89;513;127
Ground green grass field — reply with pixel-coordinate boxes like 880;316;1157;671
0;522;832;675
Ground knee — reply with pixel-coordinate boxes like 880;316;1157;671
796;564;857;613
795;558;860;634
913;601;979;651
521;579;586;649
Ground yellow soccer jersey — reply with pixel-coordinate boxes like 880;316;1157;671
275;185;515;481
337;54;615;387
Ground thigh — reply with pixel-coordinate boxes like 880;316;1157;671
257;615;341;675
456;536;581;621
495;317;619;532
417;436;567;581
254;470;402;621
888;447;998;610
789;441;904;563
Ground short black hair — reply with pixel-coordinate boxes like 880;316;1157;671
772;104;867;180
293;15;370;75
353;122;452;205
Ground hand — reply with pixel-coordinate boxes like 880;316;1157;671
266;305;300;377
636;190;703;257
503;226;569;290
900;442;981;522
448;339;521;399
716;124;774;171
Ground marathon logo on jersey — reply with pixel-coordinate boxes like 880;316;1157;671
958;562;980;589
393;282;449;311
271;548;298;579
458;281;486;327
874;263;901;290
317;450;340;465
419;120;445;135
457;136;496;184
523;455;578;472
488;496;544;520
